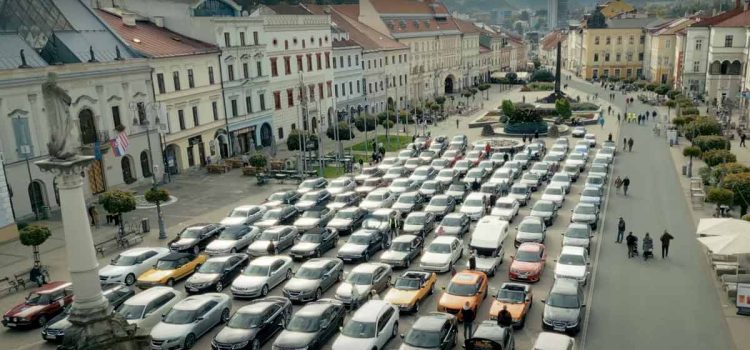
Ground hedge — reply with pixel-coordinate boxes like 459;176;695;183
702;149;736;166
693;135;730;152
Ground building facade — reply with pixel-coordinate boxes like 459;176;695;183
0;159;16;242
548;0;569;30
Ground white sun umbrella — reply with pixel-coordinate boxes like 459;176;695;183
696;218;750;237
698;234;750;255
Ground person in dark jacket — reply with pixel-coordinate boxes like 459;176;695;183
623;176;631;196
503;153;509;162
462;302;476;339
29;262;46;287
468;250;476;270
267;241;276;255
627;138;634;152
626;232;638;258
660;230;674;258
472;179;481;191
497;305;513;328
617;217;626;243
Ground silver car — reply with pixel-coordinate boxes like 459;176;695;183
463;168;488;184
571;203;600;229
355;167;383;184
515;216;547;247
563;223;593;250
360;189;397;210
293;207;336;231
424;195;456;218
383;166;409;182
562;164;580;182
435;213;471;237
435;168;459;186
230;255;294;298
298;178;328;195
149;293;232;350
404;158;424;172
409;166;437;182
445;183;470;203
327;177;357;196
204;226;261;255
491;197;520;222
488;168;513;186
327;192;361;211
520;172;543;192
579;186;603;208
219;205;267;227
388;179;419;196
530;200;558;226
419;180;445;198
549;173;572;194
508;184;532;206
392;191;427;214
334;263;392;307
430;158;451;171
295;190;332;212
246;226;299;256
403;212;436;237
283;258;344;302
589;164;609;180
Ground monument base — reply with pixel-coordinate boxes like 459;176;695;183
540;90;572;103
62;307;150;350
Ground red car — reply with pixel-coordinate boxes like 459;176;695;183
465;150;486;166
509;243;546;282
441;150;463;167
2;281;73;328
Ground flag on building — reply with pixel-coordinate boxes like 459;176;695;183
94;139;102;160
110;131;129;157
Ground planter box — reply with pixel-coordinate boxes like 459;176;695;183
504;122;549;134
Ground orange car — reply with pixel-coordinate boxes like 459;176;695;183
489;282;533;329
437;270;488;321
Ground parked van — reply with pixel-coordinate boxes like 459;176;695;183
467;216;509;276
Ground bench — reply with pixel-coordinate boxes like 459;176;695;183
118;231;144;248
95;237;121;257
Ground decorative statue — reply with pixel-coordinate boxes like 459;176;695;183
41;73;76;160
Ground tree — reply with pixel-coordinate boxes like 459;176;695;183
646;83;657;92
287;130;319;150
684;116;722;140
530;70;554;82
19;224;51;265
354;115;377;132
665;100;676;119
478;83;491;100
533;58;541;70
506;72;518;83
655;84;670;95
501;100;516;118
100;190;136;235
555;98;572;120
723;172;750;215
694;135;730;152
683;146;701;177
706;187;734;207
326;122;354;140
702;149;736;167
248;152;268;168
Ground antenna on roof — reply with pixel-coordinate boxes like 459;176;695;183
88;46;98;62
18;50;30;68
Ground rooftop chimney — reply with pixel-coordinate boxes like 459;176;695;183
122;12;136;27
152;16;164;28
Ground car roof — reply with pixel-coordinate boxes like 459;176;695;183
393;234;419;243
204;255;237;263
233;205;260;210
372;208;395;215
431;194;450;200
407;211;428;218
521;216;543;224
351;300;391;322
535;332;574;349
296;300;337;316
496;197;517;204
443;213;466;220
301;258;337;269
251;256;289;266
35;281;71;294
125;286;177;305
561;245;586;255
160;252;195;261
413;313;452;331
517;242;544;252
451;271;483;284
568;222;590;230
174;294;223;310
576;202;597;209
351;262;387;274
339;207;361;213
551;278;580;295
120;247;166;256
371;188;390;194
431;236;458;245
466;192;486;199
236;300;278;314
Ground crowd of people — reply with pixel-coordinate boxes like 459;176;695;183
618;217;675;261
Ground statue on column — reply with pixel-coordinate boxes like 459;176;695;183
41;73;76;160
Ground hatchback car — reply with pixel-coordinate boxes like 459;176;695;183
571;203;600;229
437;271;488;321
392;191;427;214
219;205;267;227
204;225;261;256
254;205;299;230
169;223;223;254
541;185;566;209
424;195;456;218
509;242;546;282
508;184;532;206
491;197;520;222
295;190;332;212
327;191;361;211
293;207;336;231
116;286;185;336
530;200;559;226
419;236;463;273
380;235;423;268
515;216;547;247
332;300;399;350
327;177;357;195
563;223;593;250
246;226;299;256
264;190;301;208
435;213;471;237
334;263;392;308
398;313;457;350
184;254;248;294
99;247;171;285
542;278;585;335
149;293;232;350
3;281;72;329
283;258;344;303
337;229;387;263
231;255;294;298
554;246;590;285
136;253;207;289
298;177;328;194
211;296;292;350
489;282;533;329
273;299;346;350
327;207;367;235
403;212;436;237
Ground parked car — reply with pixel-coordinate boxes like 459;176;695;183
136;253;208;289
465;150;485;166
530;200;559;226
327;207;367;235
230;255;294;299
520;172;543;192
361;209;397;237
398;149;419;162
116;286;185;336
419;150;438;164
571;203;600;229
441;150;462;166
477;159;497;173
530;162;552;180
246;226;299;256
378;157;403;172
337;229;388;263
204;225;261;255
294;207;336;231
541;278;585;335
332;300;399;350
435;213;471;237
360;188;397;210
220;205;267;227
595;147;614;163
533;332;577;350
298;177;328;194
272;299;346;350
434;168;458;186
327;191;361;210
571;127;586;138
564;153;586;172
584;174;606;191
290;227;339;260
295;190;332;212
99;247;171;285
583;133;596;147
563;223;593;250
419;236;463;273
169;223;223;254
488;168;514;187
211;296;292;350
463;168;489;186
589;163;609;181
398;313;457;350
509;242;546;282
561;164;580;182
283;258;344;303
491;197;520;222
430;158;451;171
508;184;532;206
410;166;438;182
380;235;423;268
327;177;357;195
392;191;427;214
502;161;523;179
489;282;533;329
254;205;299;230
383;166;409;182
419;180;445;198
541;186;566;209
184;254;248;294
424;195;456;218
445;183;470;203
356;177;386;195
549;173;572;194
355;167;384;184
264;190;301;208
579;186;604;208
149;293;232;350
515;216;547;247
453;159;473;176
460;192;487;220
554;246;590;285
384;271;436;313
436;270;488;321
512;153;531;170
403;212;436;238
334;263;392;308
3;281;73;329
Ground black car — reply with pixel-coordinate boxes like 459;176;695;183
211;296;292;350
184;254;248;294
392;191;427;215
264;190;301;208
402;212;436;238
326;207;366;235
295;190;333;212
272;299;346;350
290;228;339;260
254;205;299;230
41;284;134;343
169;223;223;254
379;234;424;268
336;229;388;263
400;312;458;350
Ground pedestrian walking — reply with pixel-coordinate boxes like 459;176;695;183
608;133;612;142
626;232;637;258
623;176;631;196
617;217;625;243
484;142;492;157
468;250;477;270
608;106;612;114
522;135;527;143
503;153;509;162
741;133;747;147
462;302;475;339
643;233;654;260
522;95;526;103
489;193;497;207
267;241;276;255
660;230;674;258
456;119;460;129
627;138;634;152
497;305;513;328
614;176;623;193
623;138;627;151
617;113;621;123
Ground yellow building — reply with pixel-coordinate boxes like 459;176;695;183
645;18;696;85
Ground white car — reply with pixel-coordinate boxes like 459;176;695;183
360;188;397;210
298;178;328;194
430;158;451;171
589;163;609;180
355;167;383;184
515;216;547;247
512;153;531;169
533;332;576;350
404;158;424;172
116;286;185;336
596;147;615;163
508;184;532;206
99;247;171;285
562;164;581;182
563;223;593;250
419;150;438;164
460;192;488;220
488;168;513;186
332;300;399;350
573;144;589;159
419;180;445;198
149;293;232;350
520;172;543;192
549;173;572;194
327;177;357;195
554;137;569;147
571;127;586;138
383;166;409;182
435;168;458;185
377;157;402;171
583;133;596;147
548;145;568;159
580;186;604;207
463;168;488;184
477;160;496;173
356;177;385;195
419;236;463;273
541;185;566;209
585;174;606;191
554;246;590;285
219;205;267;227
571;203;600;229
204;226;261;255
409;166;437;182
530;162;552;180
389;178;419;195
564;153;586;171
230;256;294;298
491;197;520;221
502;161;523;179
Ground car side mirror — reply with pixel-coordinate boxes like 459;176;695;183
582;304;587;307
195;317;204;322
540;299;546;303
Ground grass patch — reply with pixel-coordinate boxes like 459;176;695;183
321;166;347;178
352;135;413;153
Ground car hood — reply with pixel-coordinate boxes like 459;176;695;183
265;200;284;207
335;283;371;298
332;334;376;350
255;219;279;229
274;330;317;348
206;239;238;251
328;218;353;228
516;231;544;241
392;202;415;211
380;250;409;261
580;196;601;203
491;208;515;217
544;305;580;323
291;242;320;253
439;293;477;310
403;223;423;231
232;275;268;289
328;188;345;195
542;194;563;202
99;264;133;277
4;303;46;318
214;326;259;344
563;237;590;247
384;289;419;304
356;186;377;193
46;315;72;331
572;213;596;222
399;343;440;350
220;217;247;226
436;225;461;235
328;202;348;210
530;210;553;218
294;218;321;227
421;252;451;265
490;301;526;320
511;260;542;272
474;257;500;270
550;182;569;189
338;243;367;255
296;201;317;210
171;238;197;247
138;269;175;282
460;206;482;214
360;200;381;209
247;240;274;253
555;264;586;279
285;277;320;292
186;273;220;284
150;322;193;340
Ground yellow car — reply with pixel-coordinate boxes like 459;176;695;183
384;271;437;312
437;270;488;321
136;252;206;289
489;282;533;329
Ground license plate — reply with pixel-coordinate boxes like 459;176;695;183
554;326;565;332
6;322;16;327
189;288;198;292
343;258;353;262
44;334;56;340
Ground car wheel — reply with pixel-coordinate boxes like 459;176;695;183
592;223;598;230
37;315;48;327
183;333;196;349
413;302;420;313
215;281;223;292
230;248;237;253
221;308;230;323
428;283;434;295
314;249;321;258
364;251;370;262
251;339;260;350
286;269;293;280
315;288;322;300
166;278;175;287
192;246;200;255
391;321;399;339
124;273;136;286
261;285;269;296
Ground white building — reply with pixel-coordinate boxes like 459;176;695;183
0;159;15;242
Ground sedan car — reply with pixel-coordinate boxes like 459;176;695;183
463;168;488;185
334;263;392;307
254;205;299;230
392;191;427;214
465;150;485;166
383;166;409;182
380;235;423;268
435;213;470;238
437;271;488;321
460;192;488;220
589;163;609;181
491;197;520;222
453;159;473;176
515;216;547;247
541;186;566;209
430;158;451;171
298;177;328;194
99;247;171;286
355;167;384;184
403;158;424;172
488;168;513;186
219;205;267;227
403;212;436;238
204;225;261;256
2;281;72;329
445;183;470;203
360;188;397;210
211;296;292;350
549;173;572;194
509;242;546;282
295;190;332;212
530;200;559;226
337;229;387;263
419;180;445;198
184;254;248;294
530;162;552;180
293;207;336;231
580;186;604;208
230;255;294;299
542;278;585;335
378;157;403;172
384;271;436;313
388;179;419;197
272;299;346;350
327;191;361;211
548;145;568;159
136;253;208;289
434;169;458;186
355;177;386;195
290;227;339;260
571;203;600;229
508;184;532;206
410;166;438;182
419;150;438;164
168;223;222;254
564;153;586;172
554;246;590;285
424;195;456;218
419;236;463;273
571;127;586;138
149;293;232;350
584;174;606;192
519;172;543;192
398;149;419;162
327;207;366;235
583;133;596;147
489;283;533;329
398;313;457;350
327;177;357;195
595;147;615;163
283;258;344;302
441;149;462;165
512;153;531;170
563;223;593;250
562;164;581;182
264;190;301;208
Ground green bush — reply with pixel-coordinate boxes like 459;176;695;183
288;130;319;150
530;70;555;82
144;187;170;204
680;107;699;116
723;172;750;215
501;100;515;117
706;187;734;206
19;225;51;247
655;84;670;95
555;98;572;119
570;102;599;111
667;90;682;100
248;153;268;168
684;116;722;140
326;122;354;141
506;72;518;83
100;190;136;217
702;149;736;166
508;108;543;124
354;115;377;132
526;82;554;91
694;135;730;152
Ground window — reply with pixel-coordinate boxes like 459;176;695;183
666;40;671;49
355;55;359;66
259;93;266;111
208;66;215;84
325;52;330;68
341;83;346;96
334;84;339;98
725;35;733;47
274;91;281;110
240;32;246;46
291;123;296;130
695;39;702;50
243;63;249;79
605;53;610;62
245;96;253;114
227;64;234;81
640;35;645;44
173;71;181;91
284;40;288;50
136;102;147;125
284;57;291;75
178;110;186;130
318;83;324;100
307;54;312;71
347;55;351;67
224;32;231;47
693;61;700;72
616;53;621;62
309;85;314;101
212;101;219;121
349;82;353;95
333;57;337;69
617;36;622;45
326;81;332;97
629;35;634;45
627;53;633;62
357;80;360;93
111;106;121;128
593;53;599;62
192;106;199;126
316;53;322;70
638;52;644;61
339;56;344;68
256;61;262;77
271;58;278;77
287;89;294;107
187;69;194;88
606;37;610;45
253;31;259;45
297;55;303;72
231;99;238;117
156;73;165;94
278;127;284;139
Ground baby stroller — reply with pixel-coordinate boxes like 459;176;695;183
643;248;653;261
628;244;638;258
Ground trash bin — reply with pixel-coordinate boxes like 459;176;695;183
141;218;150;233
682;165;687;176
40;206;50;220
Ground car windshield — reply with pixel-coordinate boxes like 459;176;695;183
445;151;458;157
421;151;436;158
465;198;484;207
587;177;603;184
449;185;466;192
438;170;454;177
559;254;585;265
302;211;323;218
117;304;145;320
523;173;539;180
516;249;541;262
367;193;388;202
301;193;319;201
548;292;580;308
391;241;412;252
422;182;437;190
180;227;202;239
219;226;248;240
331;180;349;188
566;226;590;238
564;166;578;173
25;292;51;305
335;211;356;219
347;272;373;285
395;277;421;290
399;194;417;203
431;197;449;206
427;243;451;254
496;289;525;303
263;210;283;220
300;234;322;243
494;172;510;179
441;217;462;226
575;206;597;214
348;235;371;245
511;187;527;195
515;154;528;160
404;329;441;348
455;161;470;168
111;254;139;266
342;320;376;338
268;193;288;201
259;231;280;241
387;168;402;175
545;187;563;195
163;309;197;324
155;260;180;270
300;181;319;189
520;221;542;233
406;159;421;166
198;261;225;274
406;215;426;225
230;209;250;217
414;169;429;176
569;154;584;160
432;159;447;166
362;168;378;175
582;188;600;197
495;201;515;209
287;315;320;332
295;267;324;279
591;165;607;173
334;196;352;203
228;311;264;329
399;151;413;157
533;202;555;212
244;264;270;277
446;282;478;296
532;164;548;171
363;179;380;186
552;175;569;182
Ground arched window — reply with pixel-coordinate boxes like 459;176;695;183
709;61;721;75
721;60;730;75
140;151;152;177
79;109;97;144
729;60;742;75
122;156;135;184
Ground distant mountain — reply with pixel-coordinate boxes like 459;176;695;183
442;0;549;12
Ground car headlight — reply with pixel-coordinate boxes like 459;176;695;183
233;341;249;349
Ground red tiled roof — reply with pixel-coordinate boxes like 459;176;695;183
306;4;407;51
267;4;313;15
540;31;565;51
693;7;745;27
97;10;218;58
332;38;360;48
713;9;750;27
370;0;450;15
333;4;360;18
453;18;481;34
332;4;458;36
